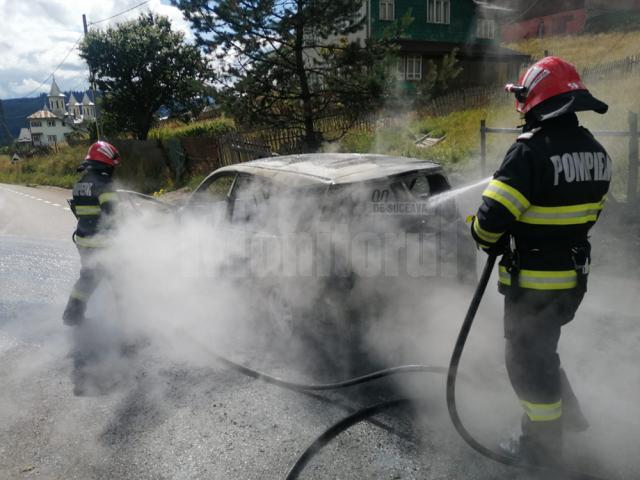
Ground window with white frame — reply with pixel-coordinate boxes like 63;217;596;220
48;135;57;144
47;120;56;127
400;55;422;80
427;0;450;24
379;0;394;20
31;121;42;127
477;18;495;39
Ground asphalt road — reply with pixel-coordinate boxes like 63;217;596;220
0;182;638;480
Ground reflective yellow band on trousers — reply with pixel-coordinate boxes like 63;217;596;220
482;180;531;218
75;235;108;248
99;192;118;204
473;220;504;244
499;266;578;290
70;289;89;300
518;198;606;225
521;399;562;422
75;205;101;215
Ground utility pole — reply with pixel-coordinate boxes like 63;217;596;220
82;14;102;140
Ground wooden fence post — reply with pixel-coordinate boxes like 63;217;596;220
480;119;487;176
628;111;639;203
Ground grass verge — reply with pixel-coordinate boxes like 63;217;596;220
0;146;86;188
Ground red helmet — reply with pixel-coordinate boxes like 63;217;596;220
85;141;121;166
505;56;607;120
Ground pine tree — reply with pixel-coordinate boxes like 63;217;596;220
175;0;402;151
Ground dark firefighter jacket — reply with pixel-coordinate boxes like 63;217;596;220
471;114;611;291
71;162;118;248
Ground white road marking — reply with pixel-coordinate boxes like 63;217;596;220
1;187;69;210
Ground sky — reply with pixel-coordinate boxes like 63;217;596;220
0;0;193;100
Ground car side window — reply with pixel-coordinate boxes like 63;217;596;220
427;174;450;194
188;173;236;222
230;174;271;223
200;174;235;201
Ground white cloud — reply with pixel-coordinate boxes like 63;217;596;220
0;0;194;99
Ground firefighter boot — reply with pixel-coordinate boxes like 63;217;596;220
62;297;86;326
560;368;590;433
499;416;563;467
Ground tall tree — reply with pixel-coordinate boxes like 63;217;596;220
174;0;402;151
79;13;212;140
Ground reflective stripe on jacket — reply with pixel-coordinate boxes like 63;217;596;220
471;114;611;290
72;163;118;245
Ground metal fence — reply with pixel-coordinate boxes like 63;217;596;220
215;115;378;164
479;111;639;202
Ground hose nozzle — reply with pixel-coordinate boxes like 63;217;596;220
504;84;528;102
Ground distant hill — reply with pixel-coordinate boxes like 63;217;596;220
2;95;46;145
0;100;13;146
0;91;94;146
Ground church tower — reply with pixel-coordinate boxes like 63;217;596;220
47;77;66;118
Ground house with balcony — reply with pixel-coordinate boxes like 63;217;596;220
359;0;530;87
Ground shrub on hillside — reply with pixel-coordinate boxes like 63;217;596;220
149;117;236;141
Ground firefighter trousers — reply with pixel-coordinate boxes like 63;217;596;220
503;286;585;462
64;246;106;323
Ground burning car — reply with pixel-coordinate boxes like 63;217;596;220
182;153;477;370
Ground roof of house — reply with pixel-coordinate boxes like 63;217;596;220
211;153;443;186
399;40;531;61
17;128;32;142
27;108;59;120
67;94;79;106
48;77;65;97
82;92;94;105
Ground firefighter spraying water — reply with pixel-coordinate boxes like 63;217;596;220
470;56;611;466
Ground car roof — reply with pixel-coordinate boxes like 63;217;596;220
212;153;443;186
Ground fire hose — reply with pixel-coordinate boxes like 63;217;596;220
192;255;614;480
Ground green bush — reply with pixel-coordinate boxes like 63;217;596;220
149;117;236;141
332;131;374;153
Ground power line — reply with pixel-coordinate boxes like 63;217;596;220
66;76;90;93
19;34;84;99
88;0;152;26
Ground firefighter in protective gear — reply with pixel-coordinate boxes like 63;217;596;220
62;141;121;326
471;57;610;464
